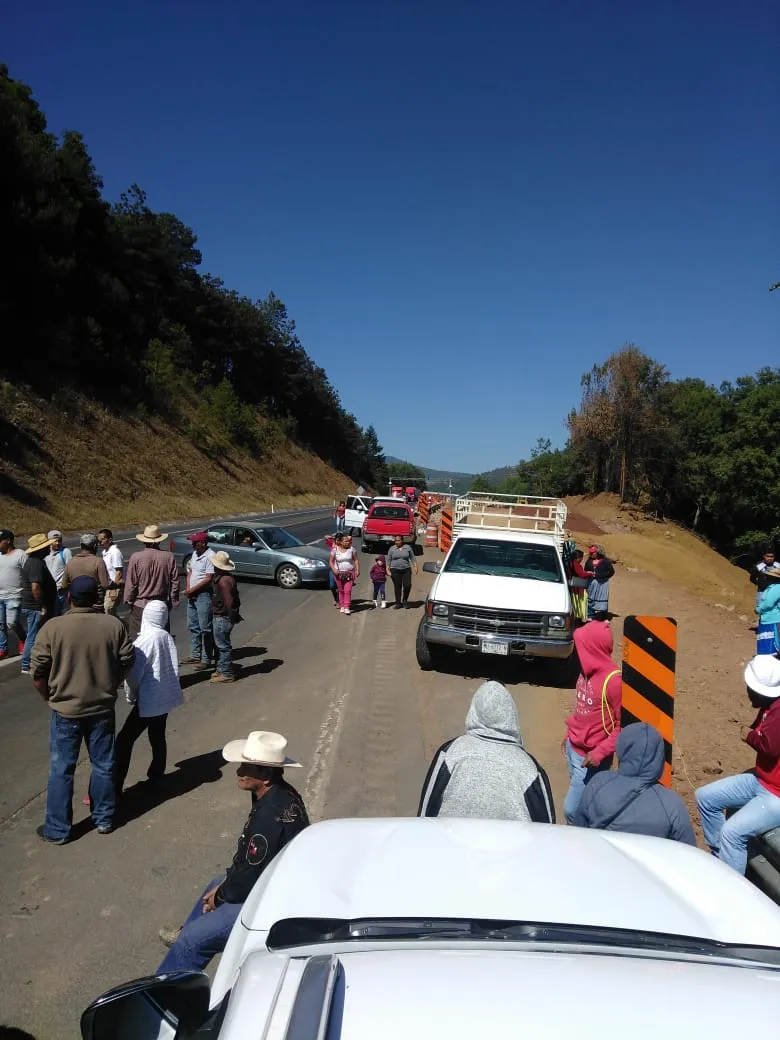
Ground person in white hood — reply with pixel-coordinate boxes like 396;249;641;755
115;601;184;793
417;681;555;822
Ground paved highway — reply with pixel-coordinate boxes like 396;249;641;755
0;507;335;822
0;522;578;1040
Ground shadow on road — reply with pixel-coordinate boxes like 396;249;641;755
238;658;283;679
0;1027;38;1040
431;651;579;691
115;749;226;829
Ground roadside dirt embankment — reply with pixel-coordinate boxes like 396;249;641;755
0;384;352;535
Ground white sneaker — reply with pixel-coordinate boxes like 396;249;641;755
373;600;378;608
340;608;346;613
380;601;387;609
344;609;352;615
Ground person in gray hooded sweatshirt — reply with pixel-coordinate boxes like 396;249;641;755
573;722;695;844
417;681;555;822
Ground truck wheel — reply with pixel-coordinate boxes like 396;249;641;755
416;621;442;671
362;541;372;554
352;527;362;538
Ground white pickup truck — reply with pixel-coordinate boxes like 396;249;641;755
416;492;573;670
80;818;780;1038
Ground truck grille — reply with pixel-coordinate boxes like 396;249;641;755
450;605;546;636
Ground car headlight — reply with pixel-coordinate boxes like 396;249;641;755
547;614;568;630
301;558;327;567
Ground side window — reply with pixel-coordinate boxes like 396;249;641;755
206;526;233;545
234;527;257;547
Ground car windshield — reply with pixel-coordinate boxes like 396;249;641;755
259;527;303;550
371;506;410;520
443;538;563;583
266;917;780;967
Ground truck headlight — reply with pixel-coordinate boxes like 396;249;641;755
427;602;449;623
547;614;568;630
432;603;449;617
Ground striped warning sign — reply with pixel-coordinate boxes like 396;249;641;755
439;508;453;552
621;616;677;788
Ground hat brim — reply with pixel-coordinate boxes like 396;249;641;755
213;561;236;571
222;739;302;767
26;537;57;554
137;533;167;543
744;663;780;699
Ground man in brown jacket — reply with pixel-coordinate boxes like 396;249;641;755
61;533;110;597
31;575;135;843
124;524;181;641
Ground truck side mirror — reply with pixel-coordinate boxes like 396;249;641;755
422;561;442;574
81;972;211;1040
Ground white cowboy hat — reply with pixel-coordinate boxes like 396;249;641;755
212;550;236;571
222;730;302;767
137;524;168;544
745;655;780;699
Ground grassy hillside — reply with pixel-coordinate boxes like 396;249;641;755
0;383;353;536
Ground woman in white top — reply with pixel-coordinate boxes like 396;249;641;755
329;533;361;615
115;601;184;792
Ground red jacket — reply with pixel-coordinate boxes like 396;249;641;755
746;699;780;796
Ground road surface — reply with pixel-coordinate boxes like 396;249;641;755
0;528;573;1040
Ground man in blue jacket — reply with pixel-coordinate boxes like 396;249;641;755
573;722;696;844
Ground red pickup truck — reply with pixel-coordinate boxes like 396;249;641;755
362;502;417;553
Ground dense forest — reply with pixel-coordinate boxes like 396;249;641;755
473;344;780;560
0;66;388;491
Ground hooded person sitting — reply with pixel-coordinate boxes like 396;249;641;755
572;722;696;844
417;681;555;822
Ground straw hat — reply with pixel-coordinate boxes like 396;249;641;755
745;656;780;699
212;550;236;572
222;730;301;767
137;524;167;544
26;533;57;553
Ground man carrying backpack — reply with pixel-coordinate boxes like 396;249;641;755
210;551;241;684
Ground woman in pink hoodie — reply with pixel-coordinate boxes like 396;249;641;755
562;621;622;823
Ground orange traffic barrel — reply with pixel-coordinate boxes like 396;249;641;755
425;522;439;547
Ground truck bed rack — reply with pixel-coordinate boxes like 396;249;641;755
452;493;567;549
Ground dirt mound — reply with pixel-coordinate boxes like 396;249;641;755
566;510;603;535
0;384;352;535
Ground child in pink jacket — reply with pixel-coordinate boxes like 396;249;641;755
369;555;387;609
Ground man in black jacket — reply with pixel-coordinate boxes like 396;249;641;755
157;731;308;974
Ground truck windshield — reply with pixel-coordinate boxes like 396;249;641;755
444;538;563;583
371;506;409;520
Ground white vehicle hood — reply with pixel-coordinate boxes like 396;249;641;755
431;572;569;612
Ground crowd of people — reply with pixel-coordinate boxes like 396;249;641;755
4;511;780;981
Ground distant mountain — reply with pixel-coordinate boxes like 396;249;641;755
386;457;518;495
479;464;517;486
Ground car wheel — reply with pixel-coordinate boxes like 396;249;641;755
416;620;444;671
182;554;192;577
352;527;362;538
361;541;372;554
276;563;302;589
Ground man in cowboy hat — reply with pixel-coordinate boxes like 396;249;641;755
183;532;215;669
210;550;241;684
124;524;180;641
19;533;59;675
157;731;308;973
696;655;780;874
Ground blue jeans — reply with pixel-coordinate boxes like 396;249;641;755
563;738;613;823
157;876;242;975
212;616;235;677
0;597;23;654
44;711;116;840
55;590;69;616
21;608;43;669
336;516;346;532
187;591;214;662
696;772;780;874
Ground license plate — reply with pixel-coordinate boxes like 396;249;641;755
481;641;508;656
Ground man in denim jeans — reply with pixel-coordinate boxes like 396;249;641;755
183;532;214;669
20;533;58;675
31;576;135;843
696;655;780;873
0;529;27;660
210;550;240;684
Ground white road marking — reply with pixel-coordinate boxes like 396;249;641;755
303;609;367;820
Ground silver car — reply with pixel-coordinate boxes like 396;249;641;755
171;523;331;589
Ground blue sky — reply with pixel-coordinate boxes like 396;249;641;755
5;0;778;473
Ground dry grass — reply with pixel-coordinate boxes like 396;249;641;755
0;384;353;536
566;493;754;616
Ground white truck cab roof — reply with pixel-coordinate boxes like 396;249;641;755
82;819;780;1040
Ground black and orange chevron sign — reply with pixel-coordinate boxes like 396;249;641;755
621;616;677;788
